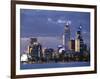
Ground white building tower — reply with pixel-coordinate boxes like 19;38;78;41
63;22;71;51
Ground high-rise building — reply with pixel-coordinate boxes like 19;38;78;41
28;38;42;62
75;25;84;52
28;38;38;54
69;39;75;51
44;48;54;60
63;23;70;51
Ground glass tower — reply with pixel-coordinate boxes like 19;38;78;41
63;23;70;51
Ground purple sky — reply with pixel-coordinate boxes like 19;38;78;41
20;9;90;53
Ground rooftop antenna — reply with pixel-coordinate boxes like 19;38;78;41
79;23;82;31
66;20;71;26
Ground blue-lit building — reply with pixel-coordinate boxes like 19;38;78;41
63;23;71;51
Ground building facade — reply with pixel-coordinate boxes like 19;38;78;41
69;39;75;51
63;23;71;51
28;38;42;62
75;25;84;52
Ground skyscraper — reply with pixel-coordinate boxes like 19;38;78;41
28;38;42;62
63;23;70;51
75;25;84;52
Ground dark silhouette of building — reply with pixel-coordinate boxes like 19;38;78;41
43;48;54;62
69;39;75;51
28;38;42;62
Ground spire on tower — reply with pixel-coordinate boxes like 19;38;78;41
66;20;71;26
78;24;82;31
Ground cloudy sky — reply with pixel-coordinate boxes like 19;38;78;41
20;9;90;52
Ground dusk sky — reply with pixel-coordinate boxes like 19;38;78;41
20;9;90;52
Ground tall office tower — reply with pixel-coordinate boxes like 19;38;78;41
28;38;38;54
28;38;42;62
75;25;84;52
63;22;70;51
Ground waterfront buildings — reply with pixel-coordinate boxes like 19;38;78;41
62;23;85;53
21;23;89;63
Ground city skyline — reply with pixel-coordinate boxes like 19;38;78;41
20;9;90;52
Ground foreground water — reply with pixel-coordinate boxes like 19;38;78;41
20;62;90;69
